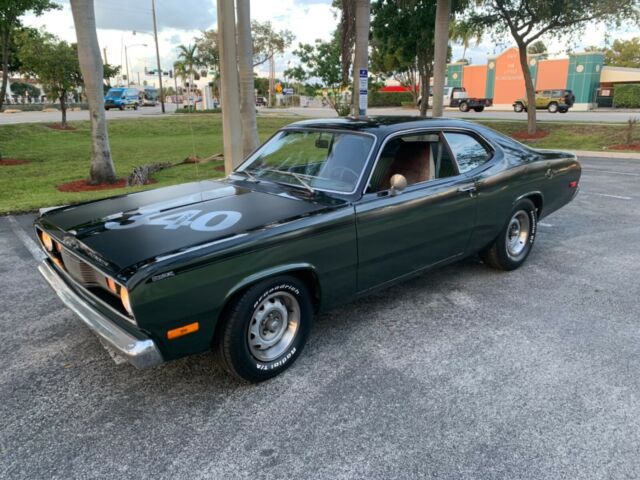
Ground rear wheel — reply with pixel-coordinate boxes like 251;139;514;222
548;102;558;113
481;198;537;271
513;102;524;113
473;106;485;112
215;275;312;382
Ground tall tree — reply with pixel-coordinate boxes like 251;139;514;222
251;21;294;67
17;30;82;127
0;0;58;109
471;0;640;134
236;0;259;156
352;0;370;117
604;37;640;68
370;0;438;117
216;0;242;172
431;0;451;118
70;0;117;185
450;19;483;61
292;33;351;115
175;44;200;110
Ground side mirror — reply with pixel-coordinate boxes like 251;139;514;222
389;174;407;196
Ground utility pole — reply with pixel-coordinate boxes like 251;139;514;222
217;0;242;172
124;45;129;86
268;54;275;108
151;0;165;113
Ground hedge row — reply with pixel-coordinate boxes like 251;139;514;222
368;91;415;107
613;84;640;108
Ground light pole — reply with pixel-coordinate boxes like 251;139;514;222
132;0;165;113
124;43;147;86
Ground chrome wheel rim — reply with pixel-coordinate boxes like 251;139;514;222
505;210;531;259
248;292;300;362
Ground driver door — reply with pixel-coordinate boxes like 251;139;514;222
355;130;478;292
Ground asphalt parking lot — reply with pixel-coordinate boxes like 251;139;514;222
1;155;639;479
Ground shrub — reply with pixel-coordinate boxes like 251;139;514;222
368;91;415;107
175;107;222;114
613;84;640;108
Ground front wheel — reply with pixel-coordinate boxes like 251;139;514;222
215;276;312;382
548;102;558;113
513;102;524;113
118;105;125;111
480;198;537;271
459;101;469;112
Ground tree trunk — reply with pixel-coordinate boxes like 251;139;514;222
419;72;429;117
0;29;11;111
516;42;537;135
70;0;117;184
60;92;67;127
351;0;370;118
236;0;259;157
431;0;451;118
217;0;243;173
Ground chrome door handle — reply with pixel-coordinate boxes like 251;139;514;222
457;183;477;193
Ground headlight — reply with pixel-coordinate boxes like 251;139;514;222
41;231;54;252
120;287;133;316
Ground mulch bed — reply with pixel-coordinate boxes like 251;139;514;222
512;130;550;140
46;123;76;131
609;143;640;151
0;158;30;166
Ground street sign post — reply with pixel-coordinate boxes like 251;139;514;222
359;68;368;116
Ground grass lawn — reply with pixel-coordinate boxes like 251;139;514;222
0;113;637;214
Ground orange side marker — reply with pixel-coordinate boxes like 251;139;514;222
167;322;200;340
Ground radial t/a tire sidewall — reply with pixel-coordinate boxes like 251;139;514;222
223;277;312;382
495;199;537;270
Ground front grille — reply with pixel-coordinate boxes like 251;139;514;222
60;248;103;286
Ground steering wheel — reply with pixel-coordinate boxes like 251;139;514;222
331;166;360;186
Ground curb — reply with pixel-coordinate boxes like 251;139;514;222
573;150;640;160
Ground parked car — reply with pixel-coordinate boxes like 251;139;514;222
104;87;140;111
513;89;575;113
256;96;268;107
417;86;493;112
36;117;580;382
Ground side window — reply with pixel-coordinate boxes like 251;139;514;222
443;132;491;174
367;132;458;193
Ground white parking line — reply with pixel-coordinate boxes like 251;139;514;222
7;215;46;262
583;168;640;177
591;193;633;200
539;222;553;227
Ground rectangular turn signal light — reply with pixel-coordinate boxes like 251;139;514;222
167;322;199;340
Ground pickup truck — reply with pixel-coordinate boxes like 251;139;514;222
417;87;493;112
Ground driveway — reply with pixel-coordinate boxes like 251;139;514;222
1;156;639;479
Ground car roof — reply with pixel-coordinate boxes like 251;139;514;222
286;116;474;139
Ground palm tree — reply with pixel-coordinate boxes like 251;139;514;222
176;44;199;110
236;0;259;156
431;0;452;118
450;20;482;62
69;0;116;184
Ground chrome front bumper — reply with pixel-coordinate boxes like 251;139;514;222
38;260;163;369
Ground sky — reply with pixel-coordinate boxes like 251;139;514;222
20;0;640;85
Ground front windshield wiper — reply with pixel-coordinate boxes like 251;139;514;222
232;169;259;182
258;168;315;194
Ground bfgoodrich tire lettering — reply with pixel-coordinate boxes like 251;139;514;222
215;275;312;382
481;198;537;271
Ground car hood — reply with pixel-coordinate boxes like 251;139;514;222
38;180;330;273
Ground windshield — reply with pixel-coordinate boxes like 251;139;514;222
106;89;123;98
238;129;375;193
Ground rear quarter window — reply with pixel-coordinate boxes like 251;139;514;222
443;132;492;173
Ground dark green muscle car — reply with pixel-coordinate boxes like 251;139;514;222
35;117;581;382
